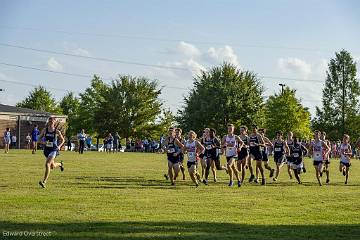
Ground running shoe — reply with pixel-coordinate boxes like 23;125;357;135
203;179;208;185
326;179;330;184
302;167;306;173
164;174;169;180
39;181;46;188
269;169;275;178
237;181;242;187
60;161;64;172
214;178;217;182
273;177;277;182
228;181;234;187
261;178;266;185
254;178;259;184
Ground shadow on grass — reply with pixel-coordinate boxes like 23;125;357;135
0;221;359;240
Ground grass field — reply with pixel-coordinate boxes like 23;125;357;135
1;150;360;239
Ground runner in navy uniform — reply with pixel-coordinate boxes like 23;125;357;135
203;128;221;184
257;129;275;181
199;130;207;180
248;125;266;185
162;127;185;185
175;128;186;180
222;124;243;187
286;132;295;179
272;131;290;182
237;126;251;185
289;136;308;184
38;117;65;188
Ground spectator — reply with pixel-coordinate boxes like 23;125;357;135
11;133;17;148
67;137;72;151
31;125;40;154
3;128;11;153
77;129;86;154
113;132;120;153
105;133;114;153
126;138;131;152
25;133;31;149
86;135;92;149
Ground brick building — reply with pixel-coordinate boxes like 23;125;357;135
0;104;67;149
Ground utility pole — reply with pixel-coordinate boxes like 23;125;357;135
279;83;286;94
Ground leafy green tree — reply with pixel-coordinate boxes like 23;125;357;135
177;63;265;135
264;87;312;140
313;50;360;140
59;92;81;137
16;86;62;114
94;75;163;139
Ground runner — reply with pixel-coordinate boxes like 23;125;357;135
199;130;207;180
309;130;330;186
162;127;185;185
321;132;331;184
175;128;186;180
339;134;352;184
222;124;243;187
77;129;86;154
203;128;221;184
286;132;295;179
272;131;290;182
38;117;65;188
248;125;267;185
3;128;11;153
183;130;205;187
289;136;308;184
257;128;275;181
237;126;251;185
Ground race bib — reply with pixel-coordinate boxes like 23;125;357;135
293;153;299;158
250;142;255;147
275;147;281;152
188;152;196;160
226;147;236;155
206;145;212;150
168;148;175;153
46;141;54;147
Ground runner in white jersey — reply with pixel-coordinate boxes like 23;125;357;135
321;132;331;184
221;124;243;187
339;134;352;184
309;130;330;186
182;130;205;187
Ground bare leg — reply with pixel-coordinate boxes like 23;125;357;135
168;161;174;184
287;164;293;179
345;167;349;184
188;165;198;186
256;160;265;185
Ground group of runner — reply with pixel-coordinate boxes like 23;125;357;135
162;124;354;187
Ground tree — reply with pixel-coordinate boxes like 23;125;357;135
177;63;265;136
59;92;81;137
16;86;62;114
264;87;312;140
94;75;163;139
313;50;360;140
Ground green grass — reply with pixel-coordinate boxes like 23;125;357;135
0;150;360;239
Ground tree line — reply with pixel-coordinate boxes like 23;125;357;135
16;50;359;141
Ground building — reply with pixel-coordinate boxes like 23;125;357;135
0;104;67;149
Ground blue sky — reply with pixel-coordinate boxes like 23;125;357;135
0;0;359;116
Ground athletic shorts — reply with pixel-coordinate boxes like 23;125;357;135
290;162;303;170
237;149;248;160
167;154;180;164
187;161;197;168
340;161;351;168
313;160;324;166
286;156;293;165
44;149;58;159
199;153;205;159
274;155;286;164
262;151;269;162
226;155;237;162
205;149;217;160
250;150;262;161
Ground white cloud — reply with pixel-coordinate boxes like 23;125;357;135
278;57;312;79
177;41;201;58
47;57;63;71
73;48;91;57
207;45;240;67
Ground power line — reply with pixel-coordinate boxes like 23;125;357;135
0;78;77;93
0;43;188;71
0;44;327;83
0;25;334;53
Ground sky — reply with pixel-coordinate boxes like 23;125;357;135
0;0;359;117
